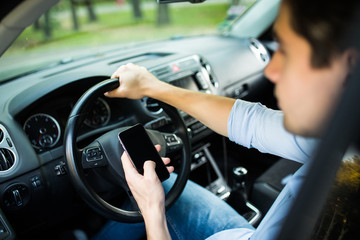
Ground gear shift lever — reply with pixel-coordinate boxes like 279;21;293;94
232;166;248;201
226;166;249;214
229;166;261;225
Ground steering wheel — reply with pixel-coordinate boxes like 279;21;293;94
64;78;191;222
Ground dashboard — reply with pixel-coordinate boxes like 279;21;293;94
0;35;270;236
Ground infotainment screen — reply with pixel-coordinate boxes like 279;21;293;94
171;76;199;91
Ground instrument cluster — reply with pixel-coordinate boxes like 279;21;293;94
22;97;111;153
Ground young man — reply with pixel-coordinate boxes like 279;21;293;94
93;0;359;239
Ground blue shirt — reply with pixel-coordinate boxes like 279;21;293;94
207;100;317;240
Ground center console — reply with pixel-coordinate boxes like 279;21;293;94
190;143;231;200
150;55;231;198
149;54;261;225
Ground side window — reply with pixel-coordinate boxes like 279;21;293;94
311;147;360;239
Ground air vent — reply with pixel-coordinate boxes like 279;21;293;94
144;98;163;114
0;148;15;171
152;66;171;78
249;38;269;65
0;124;18;173
200;58;218;88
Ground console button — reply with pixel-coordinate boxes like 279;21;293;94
54;162;66;176
30;175;42;188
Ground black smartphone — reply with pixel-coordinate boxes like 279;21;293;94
118;124;170;182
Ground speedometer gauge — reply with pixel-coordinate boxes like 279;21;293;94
84;98;111;128
23;113;61;150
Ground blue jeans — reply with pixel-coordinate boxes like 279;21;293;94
92;174;254;240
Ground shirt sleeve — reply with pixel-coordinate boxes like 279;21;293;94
227;99;317;163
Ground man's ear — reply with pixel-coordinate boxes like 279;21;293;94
345;48;359;73
339;48;358;87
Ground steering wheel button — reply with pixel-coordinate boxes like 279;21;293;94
85;149;103;162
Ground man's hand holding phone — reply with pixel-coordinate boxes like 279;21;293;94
119;124;173;239
120;145;173;240
118;123;174;211
118;124;171;181
121;145;173;211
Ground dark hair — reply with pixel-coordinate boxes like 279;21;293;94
283;0;359;68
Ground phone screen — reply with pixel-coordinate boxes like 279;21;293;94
118;124;170;182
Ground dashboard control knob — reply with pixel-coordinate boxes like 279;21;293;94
2;184;29;210
12;190;22;207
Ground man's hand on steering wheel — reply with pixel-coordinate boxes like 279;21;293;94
105;63;161;100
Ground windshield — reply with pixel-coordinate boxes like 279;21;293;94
0;0;257;83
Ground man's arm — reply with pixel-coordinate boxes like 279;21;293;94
143;204;171;240
106;63;236;137
228;100;318;163
147;80;236;137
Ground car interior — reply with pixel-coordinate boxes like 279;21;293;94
0;0;325;239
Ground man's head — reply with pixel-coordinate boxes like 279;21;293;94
265;0;359;137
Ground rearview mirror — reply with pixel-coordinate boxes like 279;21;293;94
157;0;206;4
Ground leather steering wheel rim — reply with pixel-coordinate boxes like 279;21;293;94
64;78;191;222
